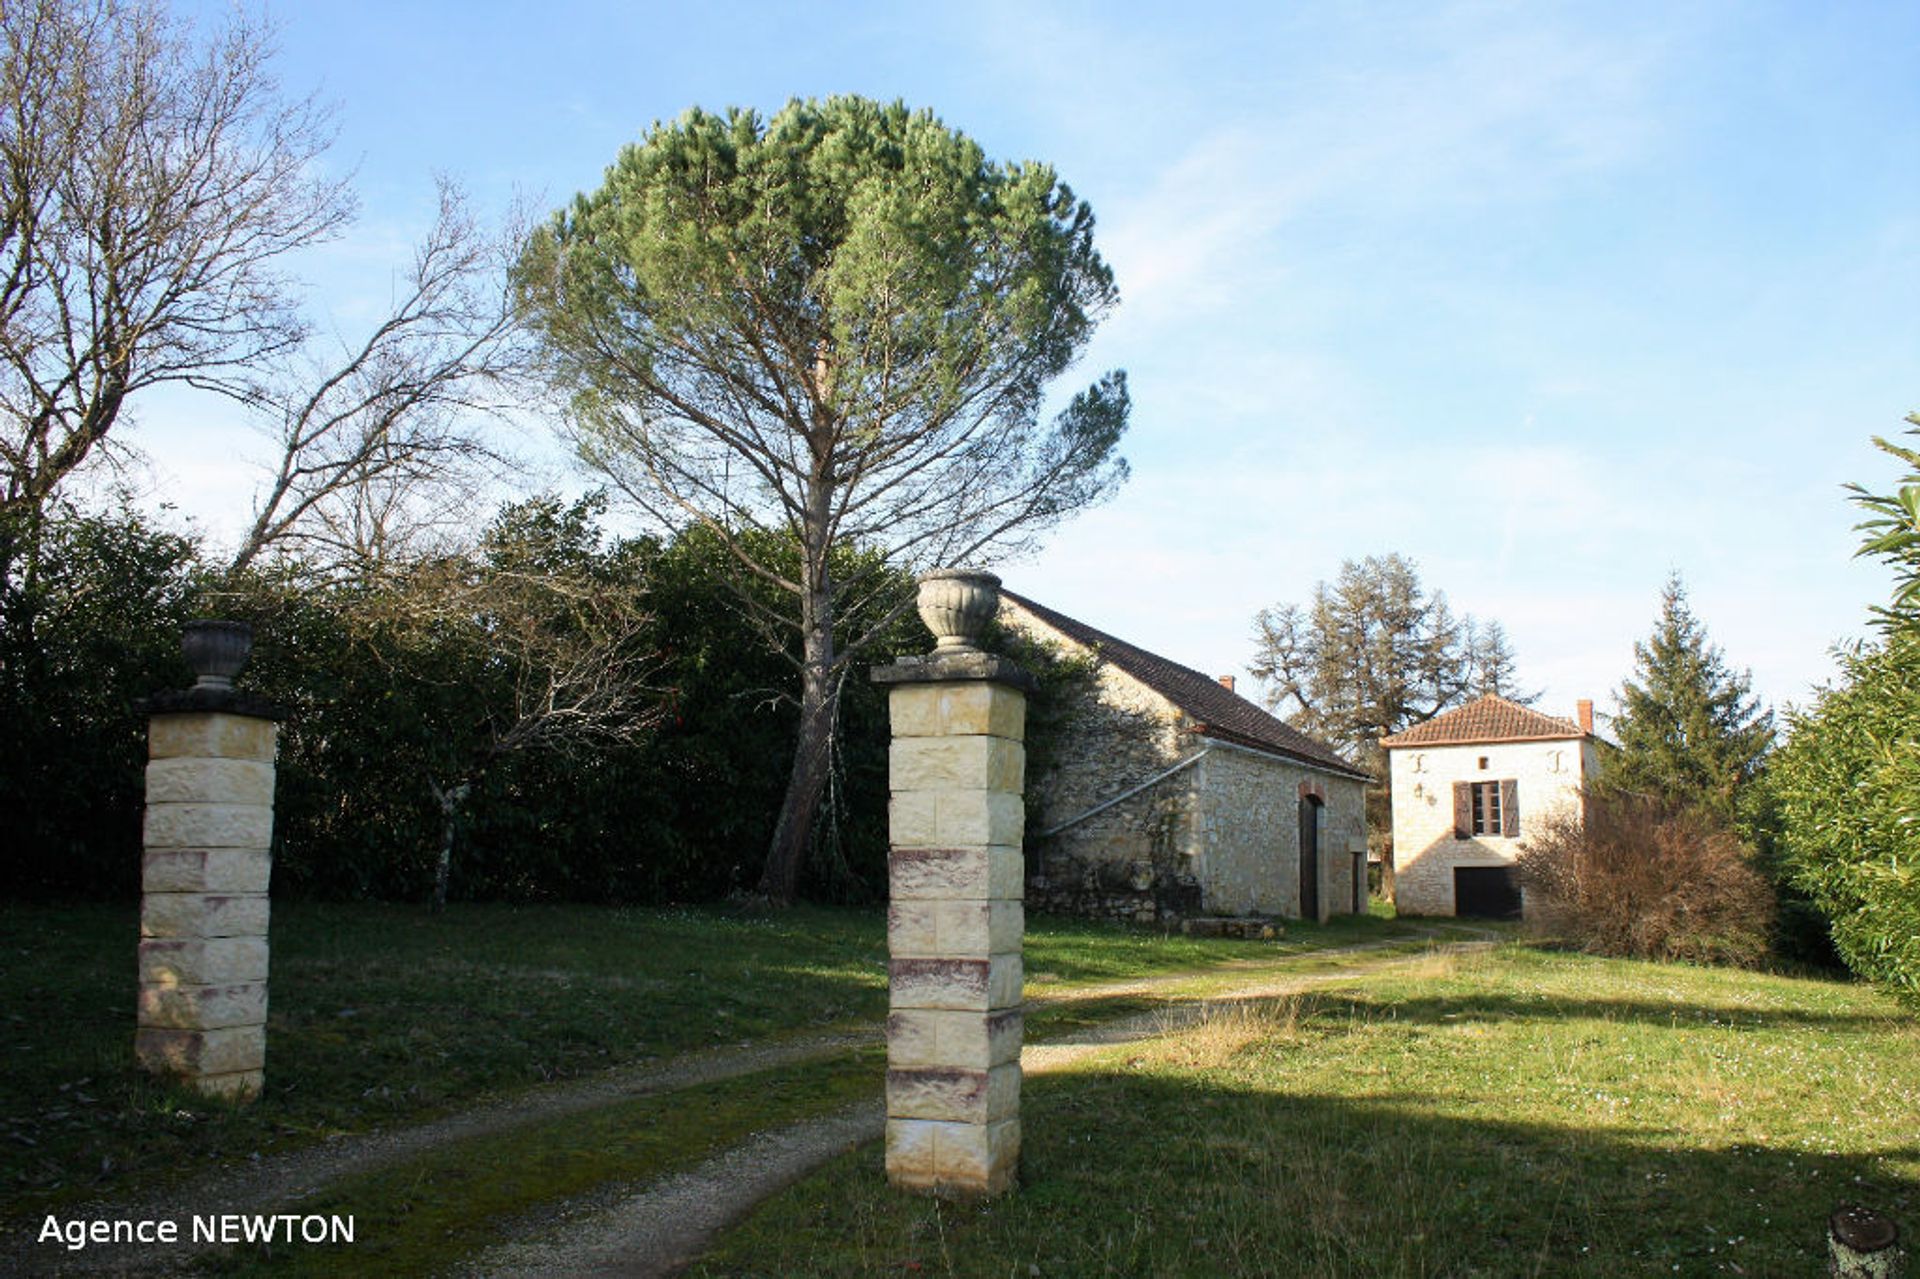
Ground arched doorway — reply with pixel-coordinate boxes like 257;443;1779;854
1297;795;1321;920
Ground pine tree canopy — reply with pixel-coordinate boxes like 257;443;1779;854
1602;573;1773;816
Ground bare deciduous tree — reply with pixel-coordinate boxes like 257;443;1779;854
0;0;350;567
227;180;529;581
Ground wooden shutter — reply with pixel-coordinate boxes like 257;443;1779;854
1453;782;1471;838
1501;779;1520;837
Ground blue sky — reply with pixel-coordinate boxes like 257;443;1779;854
141;0;1919;724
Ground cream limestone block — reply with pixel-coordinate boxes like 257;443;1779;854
891;953;1022;1011
889;737;1025;793
888;901;1021;958
888;1066;987;1122
193;1069;263;1101
935;1118;1020;1195
987;952;1022;1009
958;791;1024;847
887;1064;1018;1125
988;901;1022;952
985;1061;1021;1121
888;1008;1023;1070
143;803;273;850
886;1117;939;1182
888;683;1026;740
890;847;1021;901
889;900;979;957
145;758;275;806
142;847;272;894
139;937;269;986
988;846;1025;899
141;893;269;939
887;791;939;848
135;1025;265;1075
148;713;277;762
888;788;1023;848
137;981;267;1030
890;957;988;1010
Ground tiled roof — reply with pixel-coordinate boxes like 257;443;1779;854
999;590;1370;780
1378;693;1586;748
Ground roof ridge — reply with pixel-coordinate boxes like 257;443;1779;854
1379;691;1587;748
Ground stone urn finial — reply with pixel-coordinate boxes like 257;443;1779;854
182;620;253;690
916;569;1001;654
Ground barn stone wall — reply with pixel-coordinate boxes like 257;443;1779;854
1001;603;1369;923
1194;745;1369;919
1018;652;1203;924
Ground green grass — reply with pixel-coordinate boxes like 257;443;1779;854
695;946;1920;1277
0;900;889;1221
1022;908;1437;991
0;900;1418;1224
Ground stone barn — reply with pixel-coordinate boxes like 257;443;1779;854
999;591;1371;924
1381;693;1601;918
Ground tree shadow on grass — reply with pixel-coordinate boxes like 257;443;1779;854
1238;987;1904;1036
694;967;1920;1279
696;1065;1919;1278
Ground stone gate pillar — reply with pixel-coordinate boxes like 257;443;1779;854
873;569;1033;1197
137;621;280;1101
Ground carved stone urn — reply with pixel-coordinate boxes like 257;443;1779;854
182;620;254;689
915;569;1002;653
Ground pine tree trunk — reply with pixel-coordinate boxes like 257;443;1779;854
758;521;839;905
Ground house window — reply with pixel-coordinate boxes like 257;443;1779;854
1453;778;1520;839
1470;781;1502;835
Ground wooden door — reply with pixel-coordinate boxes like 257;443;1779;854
1298;798;1320;920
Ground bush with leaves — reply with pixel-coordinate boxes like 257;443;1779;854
1515;793;1775;967
0;507;200;897
2;495;935;904
1763;631;1920;1004
1756;416;1920;1006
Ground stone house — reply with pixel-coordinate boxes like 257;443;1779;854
999;590;1372;924
1380;693;1600;918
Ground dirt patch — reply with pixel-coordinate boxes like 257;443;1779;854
11;1029;877;1276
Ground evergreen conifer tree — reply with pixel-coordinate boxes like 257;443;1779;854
1602;574;1773;816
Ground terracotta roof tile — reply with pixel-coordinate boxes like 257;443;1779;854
1378;693;1586;748
1000;590;1370;780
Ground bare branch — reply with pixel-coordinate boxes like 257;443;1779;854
0;0;351;559
225;178;530;579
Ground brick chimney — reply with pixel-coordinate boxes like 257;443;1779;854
1218;675;1236;693
1577;699;1593;734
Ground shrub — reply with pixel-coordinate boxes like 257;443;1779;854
1516;793;1775;967
1765;630;1920;1007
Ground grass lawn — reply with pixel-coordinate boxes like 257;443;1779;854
0;899;1421;1225
696;945;1920;1278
